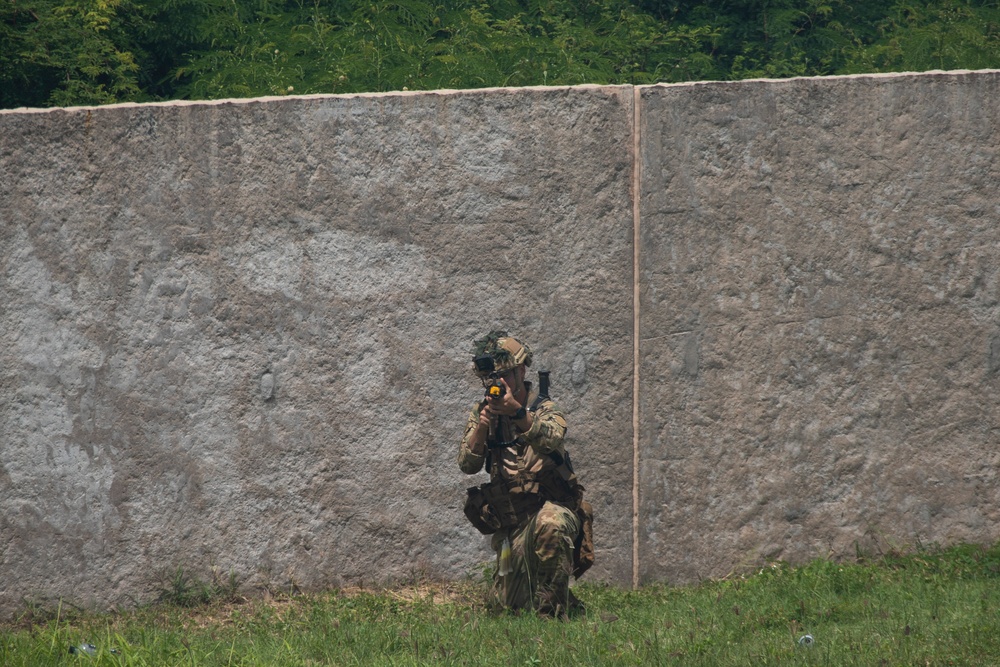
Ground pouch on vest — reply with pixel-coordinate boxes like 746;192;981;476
464;485;500;535
483;479;546;529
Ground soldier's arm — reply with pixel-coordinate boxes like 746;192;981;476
519;400;567;457
458;403;488;474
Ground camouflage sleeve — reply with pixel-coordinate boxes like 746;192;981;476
520;400;568;456
458;402;486;474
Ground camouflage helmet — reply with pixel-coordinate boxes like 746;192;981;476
471;330;533;377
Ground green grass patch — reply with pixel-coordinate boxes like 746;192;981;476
5;542;1000;666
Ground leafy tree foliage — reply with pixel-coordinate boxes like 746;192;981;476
1;0;143;107
840;0;1000;73
2;0;1000;108
161;0;717;99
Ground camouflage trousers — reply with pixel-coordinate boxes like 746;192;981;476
490;501;581;617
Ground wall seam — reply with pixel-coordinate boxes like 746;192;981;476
631;85;642;590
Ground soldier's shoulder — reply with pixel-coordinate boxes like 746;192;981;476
534;398;567;423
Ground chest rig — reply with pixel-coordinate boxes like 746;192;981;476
462;373;595;579
465;389;581;531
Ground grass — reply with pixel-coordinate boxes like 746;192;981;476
4;542;1000;666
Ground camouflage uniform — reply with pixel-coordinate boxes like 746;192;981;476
458;384;582;616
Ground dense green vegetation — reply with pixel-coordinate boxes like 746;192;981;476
5;543;1000;665
3;0;1000;108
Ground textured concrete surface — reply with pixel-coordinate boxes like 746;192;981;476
638;71;1000;583
0;87;635;614
4;70;1000;614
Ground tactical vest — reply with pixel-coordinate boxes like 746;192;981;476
463;398;595;578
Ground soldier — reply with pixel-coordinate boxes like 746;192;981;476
459;331;593;618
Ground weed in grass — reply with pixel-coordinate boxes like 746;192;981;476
154;564;245;609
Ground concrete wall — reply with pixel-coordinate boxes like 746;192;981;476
2;70;998;614
637;71;1000;582
0;87;636;613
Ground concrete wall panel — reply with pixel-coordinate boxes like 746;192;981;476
0;87;636;614
637;72;1000;583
